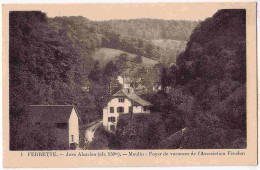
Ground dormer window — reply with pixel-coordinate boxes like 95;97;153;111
119;98;125;103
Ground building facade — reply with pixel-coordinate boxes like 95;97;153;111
103;87;152;131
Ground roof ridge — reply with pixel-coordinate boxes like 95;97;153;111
121;88;152;106
111;88;152;106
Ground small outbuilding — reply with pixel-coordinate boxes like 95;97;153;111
28;105;80;150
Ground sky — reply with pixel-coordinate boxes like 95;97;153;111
35;3;221;21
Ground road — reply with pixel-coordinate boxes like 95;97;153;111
85;121;103;142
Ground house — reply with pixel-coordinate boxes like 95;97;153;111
117;75;124;85
153;82;162;92
27;105;80;150
103;87;152;131
165;86;172;93
117;74;131;89
108;77;121;95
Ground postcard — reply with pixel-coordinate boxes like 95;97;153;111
2;2;257;167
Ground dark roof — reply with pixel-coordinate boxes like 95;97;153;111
112;88;152;106
27;105;79;123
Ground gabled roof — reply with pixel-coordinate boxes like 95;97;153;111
27;105;79;124
112;88;152;106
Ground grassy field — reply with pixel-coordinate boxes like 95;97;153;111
92;48;159;67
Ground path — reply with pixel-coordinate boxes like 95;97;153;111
85;121;103;142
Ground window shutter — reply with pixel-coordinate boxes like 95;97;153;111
112;117;115;122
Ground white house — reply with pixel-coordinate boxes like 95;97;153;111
117;76;124;85
103;87;152;131
28;105;80;150
117;75;132;89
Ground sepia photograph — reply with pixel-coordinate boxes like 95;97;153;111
2;2;257;167
9;7;247;151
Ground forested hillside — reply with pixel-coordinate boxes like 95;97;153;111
9;12;116;150
151;39;187;65
49;16;161;61
49;16;197;65
98;19;199;41
173;9;246;148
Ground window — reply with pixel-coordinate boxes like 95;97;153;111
56;123;68;129
118;98;125;103
110;107;114;113
117;107;124;113
71;135;74;142
129;106;133;113
108;117;116;122
143;106;148;111
110;125;116;131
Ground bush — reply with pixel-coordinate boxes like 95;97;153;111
89;126;111;150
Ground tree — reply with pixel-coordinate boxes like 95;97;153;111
88;61;101;82
160;67;168;92
174;9;246;149
103;61;119;78
9;11;100;150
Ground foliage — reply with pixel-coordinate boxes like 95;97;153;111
108;114;166;149
89;126;111;150
50;17;197;64
111;9;246;149
13;121;67;150
170;9;246;148
9;12;109;150
99;19;199;41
